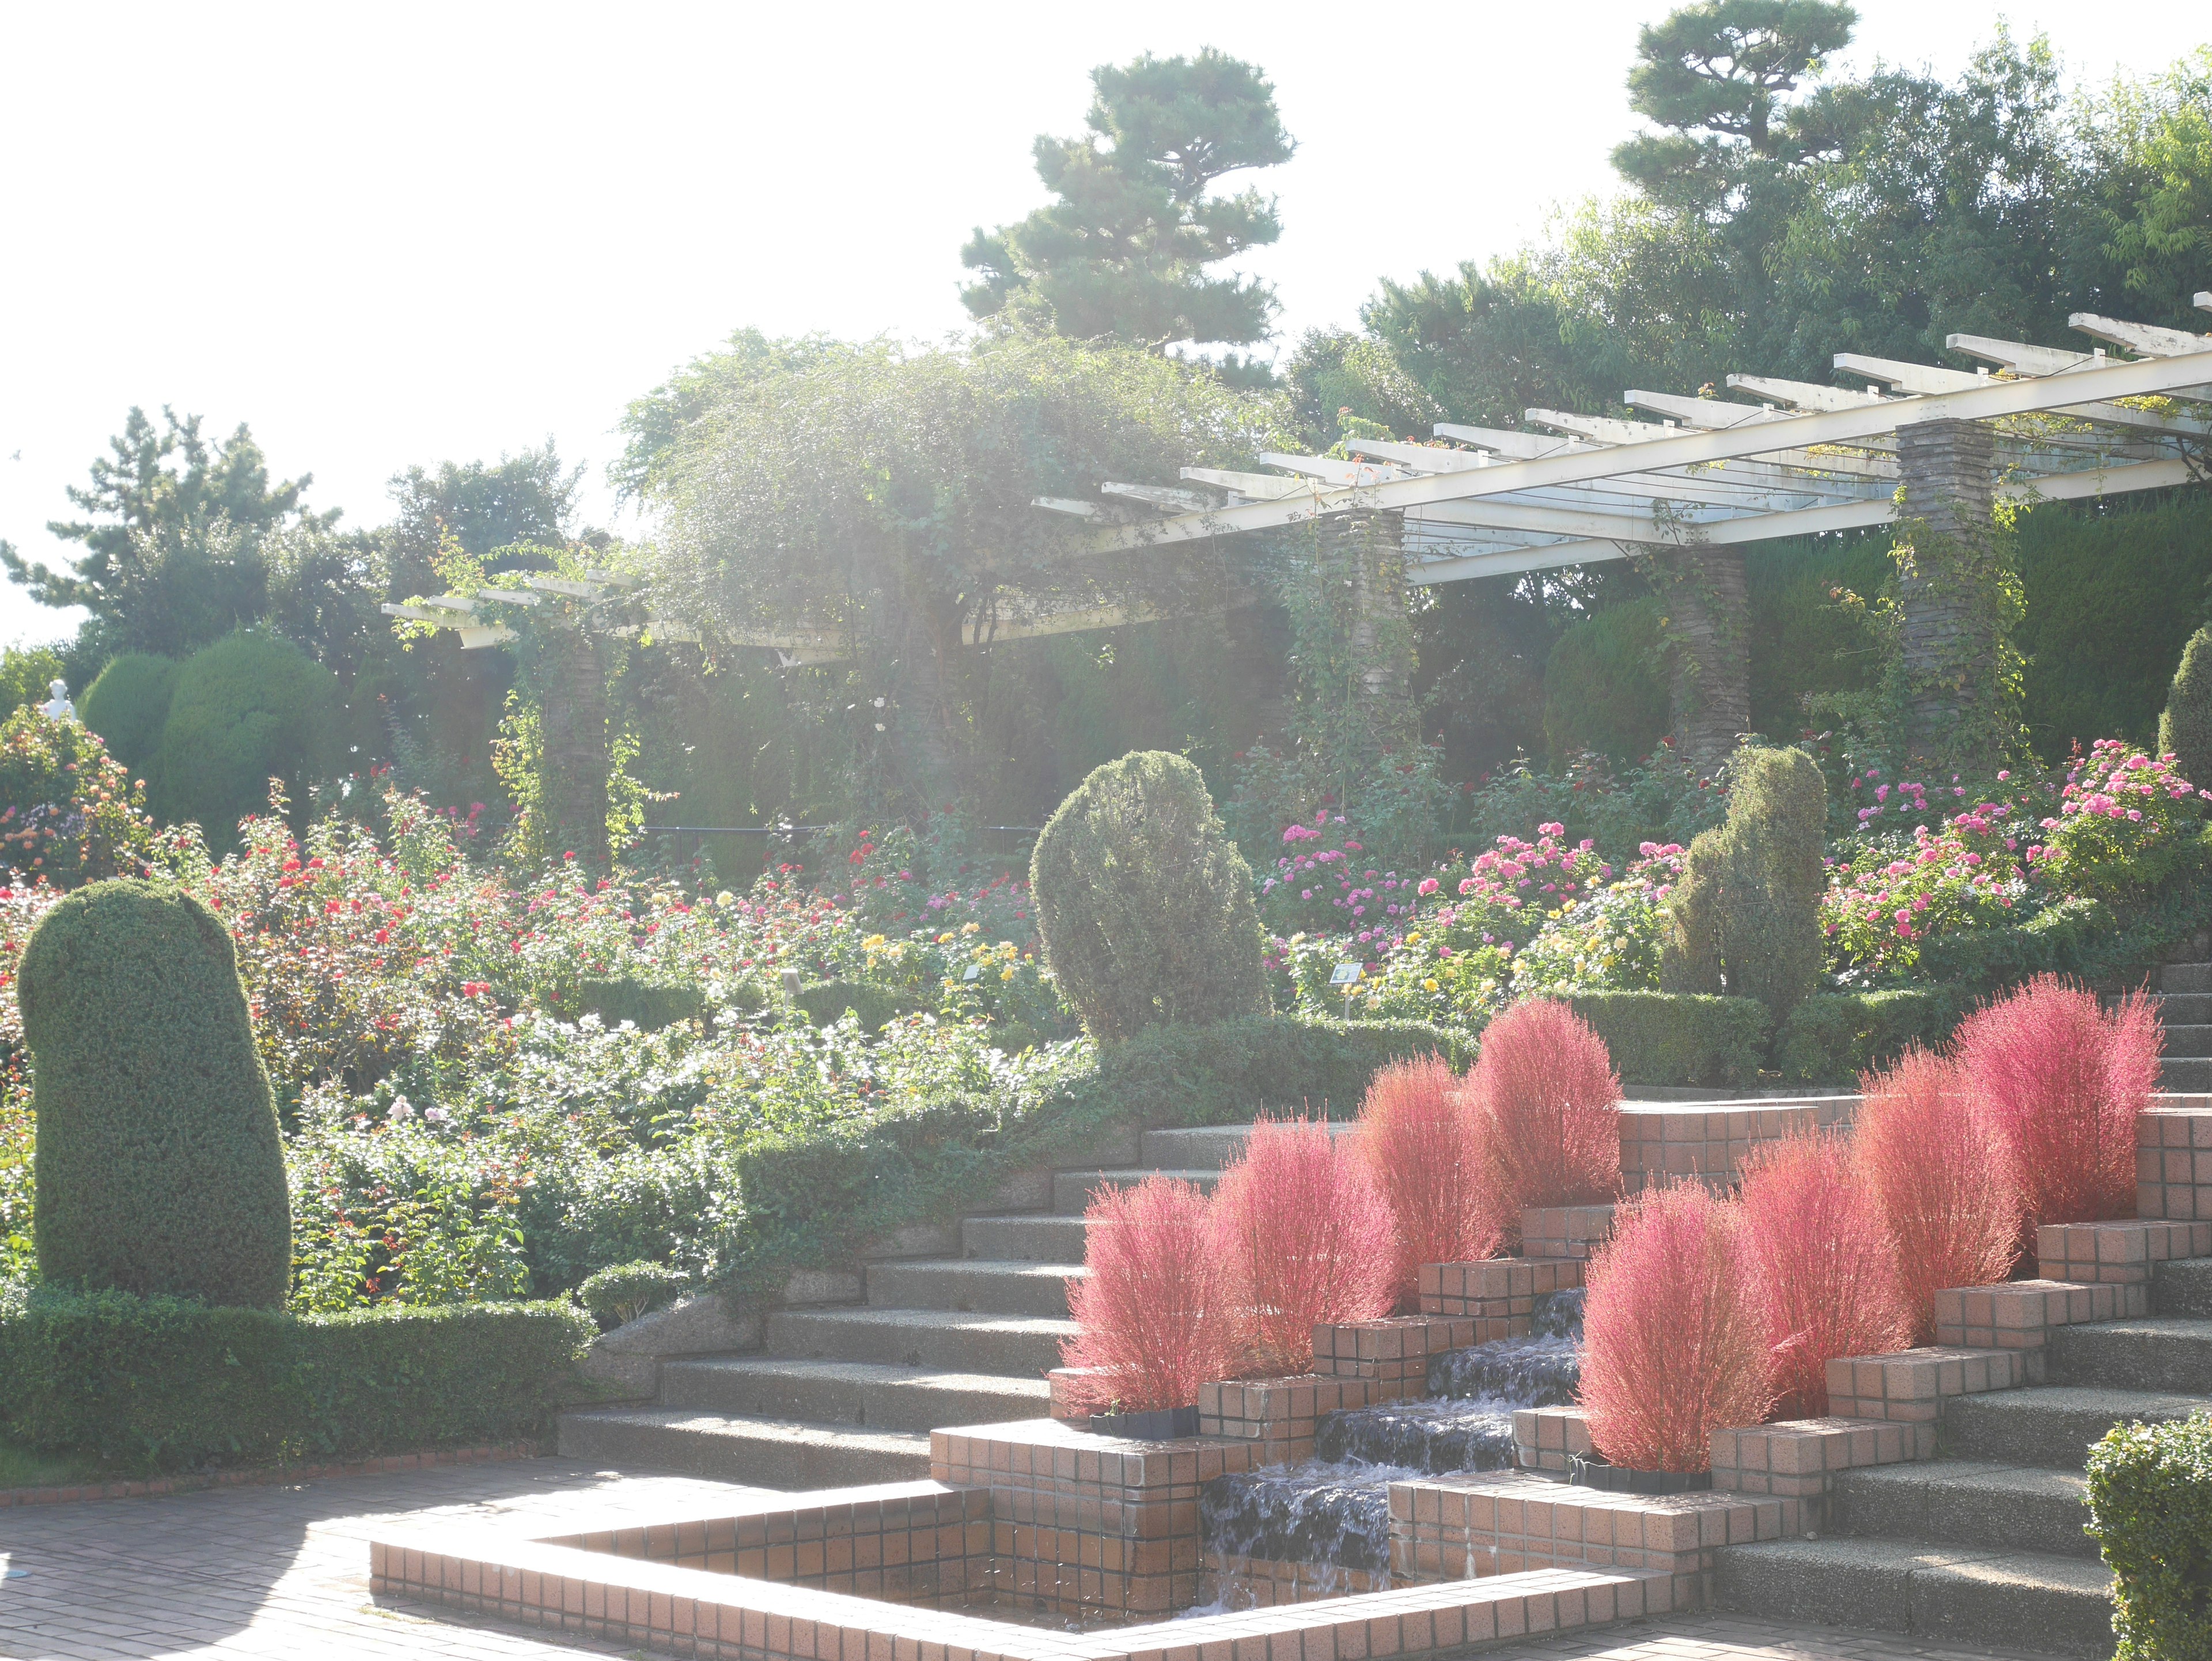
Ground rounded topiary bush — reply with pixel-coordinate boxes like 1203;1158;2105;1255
1030;750;1269;1042
157;633;340;845
79;652;180;794
2158;624;2212;796
21;879;291;1308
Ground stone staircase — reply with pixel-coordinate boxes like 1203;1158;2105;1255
557;1124;1268;1489
1715;1258;2212;1656
2152;948;2212;1092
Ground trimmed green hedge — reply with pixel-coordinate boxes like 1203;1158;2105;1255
729;1015;1465;1296
2085;1410;2212;1661
1566;992;1769;1089
795;979;912;1033
0;1285;592;1474
1772;989;1965;1084
579;975;708;1031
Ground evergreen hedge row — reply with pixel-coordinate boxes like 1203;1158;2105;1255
1772;989;1964;1084
1565;992;1770;1089
2085;1411;2212;1661
0;1284;593;1474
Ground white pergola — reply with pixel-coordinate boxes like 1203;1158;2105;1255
388;297;2211;661
1055;296;2212;588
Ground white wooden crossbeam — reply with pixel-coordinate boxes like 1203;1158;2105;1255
1945;334;2094;377
2071;312;2211;357
1032;496;1108;518
2199;293;2211;313
1835;351;2210;440
1725;373;1891;411
1349;438;1854;514
1102;481;1216;512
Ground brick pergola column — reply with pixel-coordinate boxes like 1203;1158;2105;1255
1894;418;2002;756
1661;543;1751;775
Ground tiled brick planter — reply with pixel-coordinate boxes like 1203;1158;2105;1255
1617;1100;1853;1193
2037;1219;2212;1284
1388;1475;1780;1610
1513;1406;1594;1474
1198;1550;1391;1607
1706;1417;1915;1531
1416;1258;1583;1335
1519;1206;1616;1261
1933;1278;2147;1350
1313;1316;1479;1400
1197;1375;1378;1466
1823;1346;2034;1457
2138;1101;2212;1220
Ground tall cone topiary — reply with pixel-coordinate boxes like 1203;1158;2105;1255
2159;625;2212;795
1031;750;1270;1042
21;879;291;1307
1658;744;1826;1026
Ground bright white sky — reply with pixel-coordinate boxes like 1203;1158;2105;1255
1;2;2206;652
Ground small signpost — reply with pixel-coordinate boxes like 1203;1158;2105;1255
1331;960;1362;1020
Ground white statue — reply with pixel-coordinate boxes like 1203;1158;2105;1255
38;678;71;721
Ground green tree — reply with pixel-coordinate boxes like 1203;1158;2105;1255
157;633;342;848
385;442;582;596
21;880;290;1308
0;407;332;659
960;49;1294;351
2160;625;2212;793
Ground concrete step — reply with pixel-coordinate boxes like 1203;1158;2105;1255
1715;1537;2115;1657
2154;1258;2212;1317
2045;1316;2212;1393
556;1408;931;1489
763;1306;1074;1376
658;1356;1048;1431
2162;1024;2212;1058
2157;993;2212;1025
1831;1462;2094;1560
1052;1167;1219;1214
2161;962;2212;995
1137;1121;1356;1170
960;1213;1089;1263
1943;1383;2212;1469
865;1258;1080;1318
2162;1057;2212;1092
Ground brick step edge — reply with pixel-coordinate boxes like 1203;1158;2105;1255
0;1437;551;1509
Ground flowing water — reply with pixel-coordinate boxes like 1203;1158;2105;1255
1194;1289;1585;1610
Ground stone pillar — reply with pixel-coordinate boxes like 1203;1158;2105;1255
1894;419;2000;755
1661;543;1750;774
1341;509;1413;709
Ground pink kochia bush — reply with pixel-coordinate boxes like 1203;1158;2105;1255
1737;1134;1912;1418
1353;1054;1501;1302
1060;1175;1236;1414
1853;1046;2020;1343
1468;999;1623;1222
1213;1116;1397;1375
1580;1181;1774;1473
1953;975;2160;1238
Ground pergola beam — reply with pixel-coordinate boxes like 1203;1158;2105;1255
1835;350;2212;439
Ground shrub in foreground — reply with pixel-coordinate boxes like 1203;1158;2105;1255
1954;975;2159;1240
1353;1054;1498;1300
1581;1181;1773;1473
2160;627;2212;812
1060;1175;1234;1414
577;1261;687;1329
1738;1134;1912;1417
1854;1046;2020;1342
21;880;290;1308
79;652;180;791
0;1284;592;1472
1469;999;1622;1223
1213;1116;1395;1375
2085;1410;2212;1661
1031;751;1270;1042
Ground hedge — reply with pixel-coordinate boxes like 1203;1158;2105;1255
579;974;709;1031
2085;1410;2212;1661
1565;992;1769;1089
0;1284;593;1474
795;979;912;1034
1772;989;1965;1084
728;1014;1465;1296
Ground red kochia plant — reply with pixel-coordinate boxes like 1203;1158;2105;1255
1059;1175;1235;1414
1580;1181;1774;1473
1953;975;2159;1235
1854;1046;2021;1342
1468;998;1623;1221
1213;1115;1397;1375
1353;1054;1501;1302
1738;1133;1913;1417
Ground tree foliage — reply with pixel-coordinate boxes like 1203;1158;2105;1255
960;50;1293;351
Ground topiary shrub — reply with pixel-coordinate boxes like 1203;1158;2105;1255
1659;745;1826;1026
1031;750;1270;1042
2086;1411;2212;1661
577;1261;687;1329
157;633;340;847
21;879;291;1308
79;653;180;794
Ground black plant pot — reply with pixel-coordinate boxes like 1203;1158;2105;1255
1567;1451;1713;1494
1073;1406;1200;1440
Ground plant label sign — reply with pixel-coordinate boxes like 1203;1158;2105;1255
1330;962;1363;987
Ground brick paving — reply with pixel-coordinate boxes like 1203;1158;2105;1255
0;1458;2068;1661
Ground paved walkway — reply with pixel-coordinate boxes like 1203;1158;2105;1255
0;1459;2071;1661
